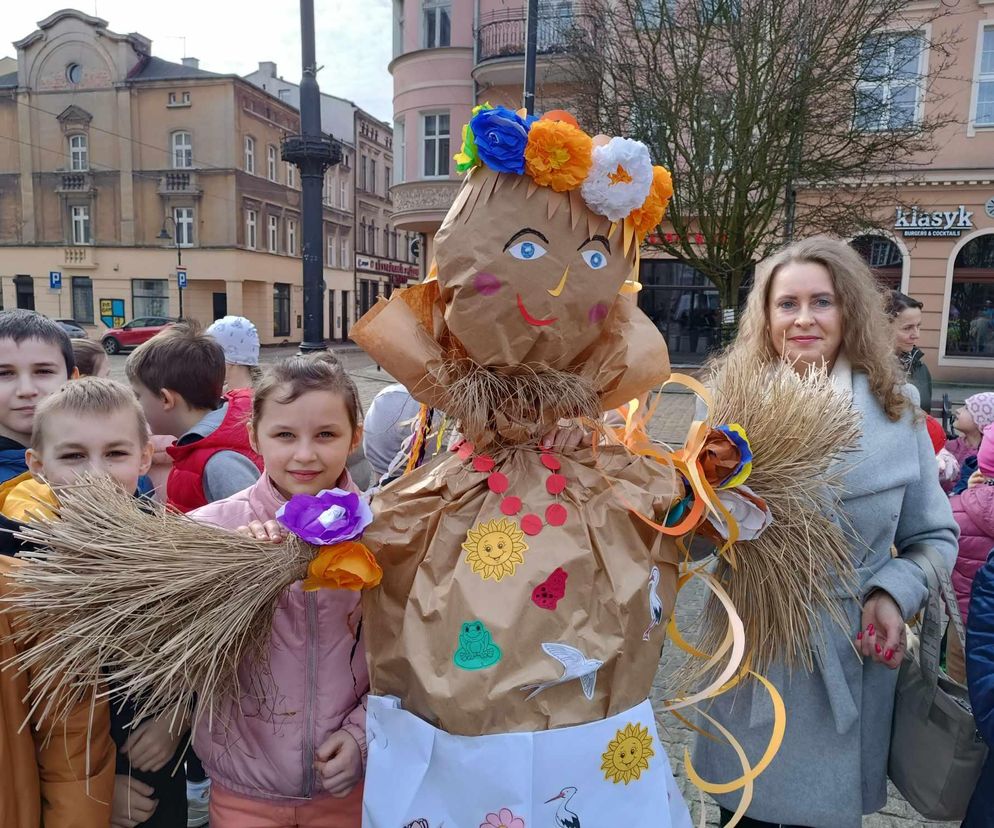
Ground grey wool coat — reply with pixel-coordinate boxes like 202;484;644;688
692;373;959;827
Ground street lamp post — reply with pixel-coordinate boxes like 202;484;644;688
282;0;340;352
157;217;184;319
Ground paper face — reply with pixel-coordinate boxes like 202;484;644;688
434;168;634;369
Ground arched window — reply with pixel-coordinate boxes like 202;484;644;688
69;134;88;171
946;233;994;358
171;131;193;169
244;136;256;174
850;234;903;289
267;145;278;182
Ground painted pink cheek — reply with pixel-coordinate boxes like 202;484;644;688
473;272;502;296
588;302;609;325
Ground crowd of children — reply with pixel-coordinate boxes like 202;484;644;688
2;298;994;826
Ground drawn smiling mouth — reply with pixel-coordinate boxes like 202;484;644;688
517;293;557;326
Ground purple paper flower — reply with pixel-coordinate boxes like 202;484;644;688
276;488;373;546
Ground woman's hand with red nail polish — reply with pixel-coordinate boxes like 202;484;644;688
860;590;906;669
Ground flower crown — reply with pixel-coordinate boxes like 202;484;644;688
454;104;673;240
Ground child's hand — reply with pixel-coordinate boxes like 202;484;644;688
314;729;363;797
111;775;158;828
122;717;184;773
236;519;284;541
968;470;986;489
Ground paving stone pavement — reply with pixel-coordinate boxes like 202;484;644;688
108;345;956;827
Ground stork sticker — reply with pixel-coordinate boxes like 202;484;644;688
643;565;663;641
545;786;581;828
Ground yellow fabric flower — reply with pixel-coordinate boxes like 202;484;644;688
524;120;593;192
630;165;674;240
302;540;383;591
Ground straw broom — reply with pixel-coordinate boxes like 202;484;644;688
689;350;862;675
2;477;313;732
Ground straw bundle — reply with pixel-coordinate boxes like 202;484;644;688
691;350;862;674
2;477;312;730
426;356;601;446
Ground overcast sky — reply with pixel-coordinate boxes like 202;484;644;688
3;1;395;121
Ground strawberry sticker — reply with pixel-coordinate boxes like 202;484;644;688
531;567;569;610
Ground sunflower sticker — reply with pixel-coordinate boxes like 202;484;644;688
462;518;529;581
601;722;654;784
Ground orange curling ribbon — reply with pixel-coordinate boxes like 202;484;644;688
302;540;383;592
684;670;786;797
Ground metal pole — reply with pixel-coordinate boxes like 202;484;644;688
523;0;539;115
298;0;325;351
177;244;183;319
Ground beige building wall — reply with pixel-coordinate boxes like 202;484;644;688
0;9;356;347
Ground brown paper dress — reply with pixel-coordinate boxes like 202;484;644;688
352;165;684;737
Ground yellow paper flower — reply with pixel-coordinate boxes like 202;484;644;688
630;165;674;240
601;722;655;784
524;119;593;192
302;540;383;591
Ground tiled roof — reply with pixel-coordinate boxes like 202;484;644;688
128;56;223;81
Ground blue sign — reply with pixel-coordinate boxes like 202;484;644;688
100;298;126;329
177;267;188;289
49;271;62;290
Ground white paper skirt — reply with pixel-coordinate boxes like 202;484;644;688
363;695;693;828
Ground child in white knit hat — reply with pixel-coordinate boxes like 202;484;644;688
205;315;260;392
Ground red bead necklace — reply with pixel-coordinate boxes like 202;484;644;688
451;440;568;536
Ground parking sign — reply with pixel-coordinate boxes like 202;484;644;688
49;271;62;290
177;267;188;289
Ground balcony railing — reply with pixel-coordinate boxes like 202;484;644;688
63;246;97;268
56;173;92;193
477;4;595;62
158;171;202;195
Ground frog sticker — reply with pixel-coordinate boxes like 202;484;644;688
453;620;501;670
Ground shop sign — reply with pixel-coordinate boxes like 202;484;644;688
894;205;974;238
355;255;420;285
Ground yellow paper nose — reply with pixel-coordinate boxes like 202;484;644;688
548;266;569;297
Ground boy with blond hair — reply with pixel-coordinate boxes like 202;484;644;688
2;378;188;827
125;321;261;512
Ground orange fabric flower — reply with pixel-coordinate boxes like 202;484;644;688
302;540;383;591
630;165;674;240
524;120;593;192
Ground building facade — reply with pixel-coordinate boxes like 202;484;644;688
0;10;358;345
245;62;419;327
391;0;994;384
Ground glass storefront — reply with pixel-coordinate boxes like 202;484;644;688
946;233;994;358
637;259;750;364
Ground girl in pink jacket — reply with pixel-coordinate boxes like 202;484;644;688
189;354;367;828
952;426;994;625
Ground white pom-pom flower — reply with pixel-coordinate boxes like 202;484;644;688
580;137;654;221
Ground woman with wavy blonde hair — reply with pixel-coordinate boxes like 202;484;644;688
693;236;958;828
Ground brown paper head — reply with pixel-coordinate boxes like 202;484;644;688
433;166;637;370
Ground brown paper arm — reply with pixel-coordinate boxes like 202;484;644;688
574;297;672;410
350;290;450;409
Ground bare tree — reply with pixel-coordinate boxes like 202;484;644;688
566;0;959;334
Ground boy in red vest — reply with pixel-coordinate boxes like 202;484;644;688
126;321;262;513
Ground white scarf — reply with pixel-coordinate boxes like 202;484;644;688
829;351;852;394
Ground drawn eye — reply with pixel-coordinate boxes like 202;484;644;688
508;240;547;261
582;249;608;270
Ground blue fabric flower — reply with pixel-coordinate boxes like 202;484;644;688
276;488;373;546
470;106;531;175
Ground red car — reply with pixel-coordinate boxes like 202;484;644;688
101;317;176;354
